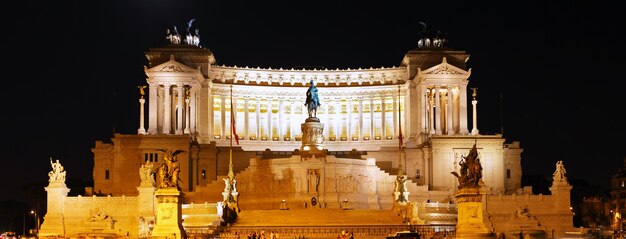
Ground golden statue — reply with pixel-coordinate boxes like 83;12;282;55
156;149;185;188
471;87;478;100
138;85;147;99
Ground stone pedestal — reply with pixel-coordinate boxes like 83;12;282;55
301;118;324;155
151;188;185;239
39;181;70;238
455;188;494;239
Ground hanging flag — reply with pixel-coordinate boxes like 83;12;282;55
230;88;239;145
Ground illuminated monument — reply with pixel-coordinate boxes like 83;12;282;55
38;23;576;239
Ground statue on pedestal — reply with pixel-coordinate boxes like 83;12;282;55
304;80;320;119
451;143;483;189
156;149;184;188
48;158;66;183
553;160;567;181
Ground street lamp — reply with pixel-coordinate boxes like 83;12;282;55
30;210;39;236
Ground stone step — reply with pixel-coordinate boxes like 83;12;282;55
234;208;404;226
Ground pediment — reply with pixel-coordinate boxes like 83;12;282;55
420;58;469;76
146;57;198;73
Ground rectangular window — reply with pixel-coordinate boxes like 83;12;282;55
622;180;625;187
105;170;110;180
144;153;148;162
506;169;511;179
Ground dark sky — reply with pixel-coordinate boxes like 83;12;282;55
2;1;624;203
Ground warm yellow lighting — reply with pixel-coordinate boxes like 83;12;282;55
329;137;336;141
249;136;256;140
261;137;267;141
340;137;347;141
386;136;393;140
303;146;310;150
352;137;358;141
214;135;221;139
283;137;290;141
364;136;370;140
375;136;381;140
272;137;279;141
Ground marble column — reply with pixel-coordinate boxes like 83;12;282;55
334;99;339;140
421;87;428;133
244;97;249;140
434;86;442;135
381;96;386;140
471;99;479;135
163;84;172;135
370;97;374;139
358;98;363;140
460;84;470;135
347;99;352;140
429;90;435;135
138;97;146;134
393;95;398;139
184;94;190;134
220;94;226;138
279;98;284;140
232;94;238;140
289;100;295;141
175;84;184;135
256;98;261;140
267;98;272;140
190;86;197;134
447;85;454;135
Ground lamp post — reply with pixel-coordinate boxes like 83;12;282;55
30;210;39;236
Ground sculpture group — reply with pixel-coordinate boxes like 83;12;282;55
156;149;184;188
451;143;483;189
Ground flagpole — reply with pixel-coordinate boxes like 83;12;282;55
228;83;234;180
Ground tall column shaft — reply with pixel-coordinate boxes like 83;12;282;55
358;98;363;140
447;85;454;135
220;95;226;138
190;86;197;134
256;99;261;140
184;95;191;134
347;99;352;140
279;99;284;140
434;86;442;135
267;98;272;140
138;98;146;134
460;84;470;134
232;95;238;140
289;101;295;141
471;100;479;135
429;91;435;135
381;97;386;139
370;98;374;139
244;98;249;140
393;96;398;139
163;84;172;134
334;99;340;140
176;84;184;135
206;87;213;140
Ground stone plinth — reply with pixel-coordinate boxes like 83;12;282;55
151;188;185;239
455;188;494;239
39;181;70;238
301;118;324;155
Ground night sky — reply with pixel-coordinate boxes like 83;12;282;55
2;1;624;203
